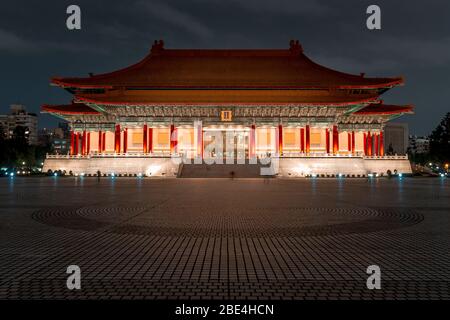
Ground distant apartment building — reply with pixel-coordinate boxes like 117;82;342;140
38;122;70;154
409;135;430;154
0;104;38;145
384;122;409;155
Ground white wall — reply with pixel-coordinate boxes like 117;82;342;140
278;157;412;176
43;157;180;177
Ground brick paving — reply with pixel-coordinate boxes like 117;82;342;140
0;177;449;299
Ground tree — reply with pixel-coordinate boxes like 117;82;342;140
429;112;450;162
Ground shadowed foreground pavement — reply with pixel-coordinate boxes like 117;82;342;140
0;177;449;300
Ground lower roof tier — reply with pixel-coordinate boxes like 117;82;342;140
42;103;100;115
353;103;413;115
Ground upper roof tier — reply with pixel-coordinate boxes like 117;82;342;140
51;40;403;90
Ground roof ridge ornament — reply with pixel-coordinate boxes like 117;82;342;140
289;40;303;55
151;39;165;54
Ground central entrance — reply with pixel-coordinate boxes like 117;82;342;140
203;128;249;160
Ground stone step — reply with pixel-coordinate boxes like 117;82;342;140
179;162;272;178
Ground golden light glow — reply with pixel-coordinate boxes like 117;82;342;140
220;110;232;121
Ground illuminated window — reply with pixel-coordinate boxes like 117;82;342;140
257;130;271;147
311;132;321;147
284;132;296;147
132;132;143;145
158;132;169;145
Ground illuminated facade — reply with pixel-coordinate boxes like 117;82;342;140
42;40;413;176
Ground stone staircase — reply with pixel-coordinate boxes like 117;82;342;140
178;161;273;178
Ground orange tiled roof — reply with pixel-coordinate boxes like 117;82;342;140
354;103;414;115
51;40;403;90
75;89;379;106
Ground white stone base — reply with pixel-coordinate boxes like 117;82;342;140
43;155;412;178
43;156;180;177
278;157;412;177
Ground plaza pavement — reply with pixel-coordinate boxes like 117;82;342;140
0;177;449;300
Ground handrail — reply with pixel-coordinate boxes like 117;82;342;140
46;152;174;159
45;153;409;160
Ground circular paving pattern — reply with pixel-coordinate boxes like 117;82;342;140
31;205;424;237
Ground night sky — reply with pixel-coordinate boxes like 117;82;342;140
0;0;449;135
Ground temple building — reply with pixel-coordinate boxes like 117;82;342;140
42;40;413;177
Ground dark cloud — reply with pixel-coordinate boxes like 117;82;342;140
136;1;214;39
0;29;34;52
0;0;449;135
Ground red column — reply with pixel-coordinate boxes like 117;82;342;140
196;123;203;158
115;124;120;153
174;126;178;154
75;132;80;155
170;124;177;154
84;131;87;155
249;124;256;158
148;127;153;153
123;128;128;154
379;131;384;156
347;132;351;152
201;129;204;158
98;130;102;152
81;130;86;155
305;125;310;154
325;128;330;154
367;131;372;156
332;125;339;154
300;128;305;153
363;133;367;155
143;124;148;153
374;133;379;156
87;132;91;154
70;131;74;155
102;132;106;152
351;131;355;155
277;124;283;155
